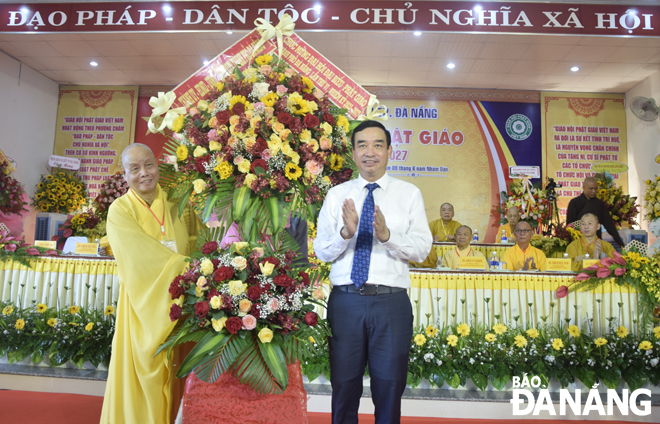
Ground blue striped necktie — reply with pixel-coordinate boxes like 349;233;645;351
350;183;379;288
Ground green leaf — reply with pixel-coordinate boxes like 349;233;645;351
232;337;286;394
258;339;288;389
202;190;221;224
31;350;44;364
264;196;285;235
491;374;510;391
178;185;194;218
194;333;251;383
306;202;319;222
472;373;488;390
622;367;646;391
176;330;228;378
7;349;28;364
232;185;252;221
447;373;461;389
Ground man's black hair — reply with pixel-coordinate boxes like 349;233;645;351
351;120;391;148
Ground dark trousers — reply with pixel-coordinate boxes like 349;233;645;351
327;288;413;424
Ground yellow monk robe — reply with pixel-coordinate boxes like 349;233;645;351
502;244;547;271
440;246;486;270
410;243;438;268
495;223;515;243
566;238;615;272
429;219;462;242
101;186;201;424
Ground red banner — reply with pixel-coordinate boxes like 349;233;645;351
172;30;370;119
1;2;659;37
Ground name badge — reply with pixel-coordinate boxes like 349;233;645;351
35;240;57;249
459;257;486;270
546;258;572;272
74;242;98;255
583;259;600;269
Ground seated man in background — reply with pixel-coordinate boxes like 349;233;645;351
566;213;615;272
502;221;546;271
440;225;485;269
496;206;521;243
430;203;462;242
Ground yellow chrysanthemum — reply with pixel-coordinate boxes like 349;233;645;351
425;325;438;338
457;323;470;337
255;54;273;66
2;305;14;315
36;303;48;313
616;325;629;338
336;115;350;133
261;92;279;107
172;114;185;133
176;144;188;161
302;76;314;93
329;154;343;171
47;318;58;327
552;338;564;351
284;163;302;180
309;336;316;344
654;326;660;339
446;334;458;347
493;323;507;335
414;334;426;346
639;341;653;350
85;322;94;332
526;328;539;338
104;305;115;316
214;161;234;180
14;319;25;330
215;82;225;91
514;335;528;348
68;305;80;315
568;325;581;338
485;333;496;342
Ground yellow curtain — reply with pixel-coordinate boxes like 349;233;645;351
0;257;119;310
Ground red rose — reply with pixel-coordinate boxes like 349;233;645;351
304;311;318;327
232;103;245;116
274;274;293;287
252;137;268;156
201;241;218;255
303;114;320;129
169;276;186;299
263;257;280;268
169;304;182;321
323;113;335;126
213;266;234;283
250;303;261;318
216;110;231;125
206;288;221;300
225;317;243;334
251;159;268;174
277;112;293;125
195;301;210;319
247;286;261;301
194;156;209;174
299;271;310;287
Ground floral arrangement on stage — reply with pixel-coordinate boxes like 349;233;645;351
531;222;583;257
159;53;354;232
406;320;660;391
0;161;28;215
561;249;660;327
31;169;87;214
594;173;638;228
643;175;660;223
52;210;105;250
92;172;129;221
0;300;114;369
159;239;330;394
0;230;58;267
307;220;331;276
500;179;551;227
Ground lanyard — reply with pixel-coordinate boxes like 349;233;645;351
455;247;471;257
581;237;596;249
516;244;531;263
131;189;166;236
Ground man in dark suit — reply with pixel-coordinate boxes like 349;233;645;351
566;176;624;248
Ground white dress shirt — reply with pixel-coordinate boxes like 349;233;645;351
314;174;432;289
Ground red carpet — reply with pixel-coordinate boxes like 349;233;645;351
0;390;647;424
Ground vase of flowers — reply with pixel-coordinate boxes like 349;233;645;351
52;210;105;250
643;175;660;224
500;178;551;227
0;161;28;216
31;169;87;214
92;173;129;221
594;173;638;228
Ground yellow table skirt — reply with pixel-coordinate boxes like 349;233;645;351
0;256;119;311
409;270;638;336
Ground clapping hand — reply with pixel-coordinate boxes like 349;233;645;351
373;205;390;242
522;257;536;270
341;199;358;239
593;239;602;259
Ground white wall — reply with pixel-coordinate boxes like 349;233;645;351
625;71;660;244
0;50;59;242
